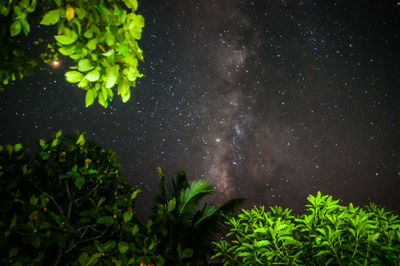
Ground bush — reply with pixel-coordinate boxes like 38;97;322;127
212;192;400;265
0;131;163;265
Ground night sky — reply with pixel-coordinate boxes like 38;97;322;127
1;0;400;217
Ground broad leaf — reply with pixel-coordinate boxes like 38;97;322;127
85;69;99;82
40;9;60;25
85;90;95;107
65;71;83;83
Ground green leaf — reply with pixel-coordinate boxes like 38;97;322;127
131;224;139;236
167;198;176;212
54;34;77;45
55;130;62;138
85;69;100;82
86;253;101;266
74;176;85;188
182;248;193;259
40;9;61;25
78;59;94;72
59;45;75;55
104;240;116;252
76;134;85;145
121;88;130;103
85;90;95;107
106;68;118;88
118;241;129;254
39;139;46;148
65;71;83;83
10;20;22;37
98;216;114;226
6;144;13;154
118;42;129;55
14;143;22;152
123;209;133;223
32;237;41;248
87;38;97;50
9;247;18;258
124;0;138;11
78;252;89;265
21;19;30;35
131;189;141;200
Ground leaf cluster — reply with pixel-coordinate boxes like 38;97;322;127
0;131;162;266
212;191;400;265
0;0;144;107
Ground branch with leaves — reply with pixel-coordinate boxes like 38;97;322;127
0;0;144;107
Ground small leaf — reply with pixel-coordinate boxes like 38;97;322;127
10;20;22;37
182;248;193;259
32;237;41;248
65;71;83;83
78;252;89;265
40;9;60;25
167;198;176;212
56;130;62;138
104;240;116;252
85;69;100;81
131;189;141;200
86;253;101;266
39;139;46;148
14;143;22;152
118;241;129;254
106;68;117;88
78;59;94;72
123;209;133;223
66;6;75;21
85;90;95;107
76;134;85;145
54;34;77;45
74;176;85;188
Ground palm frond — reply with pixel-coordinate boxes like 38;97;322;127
193;204;217;228
178;180;214;219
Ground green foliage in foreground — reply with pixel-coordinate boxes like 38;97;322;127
0;131;162;265
148;168;244;265
0;131;244;265
212;192;400;265
0;0;144;107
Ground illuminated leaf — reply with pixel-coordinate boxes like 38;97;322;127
54;34;77;45
106;68;117;88
78;59;94;72
65;71;83;83
40;9;61;25
85;69;100;82
10;21;22;37
85;90;95;107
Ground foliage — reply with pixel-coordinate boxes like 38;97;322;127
212;191;400;265
147;168;244;265
0;131;164;266
0;0;144;107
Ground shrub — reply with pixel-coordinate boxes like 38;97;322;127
212;191;400;265
0;131;162;265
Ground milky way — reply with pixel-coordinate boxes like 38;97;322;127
0;0;399;215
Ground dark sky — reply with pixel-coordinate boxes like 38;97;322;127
1;0;400;216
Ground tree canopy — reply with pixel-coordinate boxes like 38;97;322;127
0;0;144;108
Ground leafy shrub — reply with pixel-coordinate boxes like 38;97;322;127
0;131;163;265
212;192;400;265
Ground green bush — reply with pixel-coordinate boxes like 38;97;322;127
0;131;162;265
212;192;400;265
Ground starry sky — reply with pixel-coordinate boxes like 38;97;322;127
1;0;400;216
